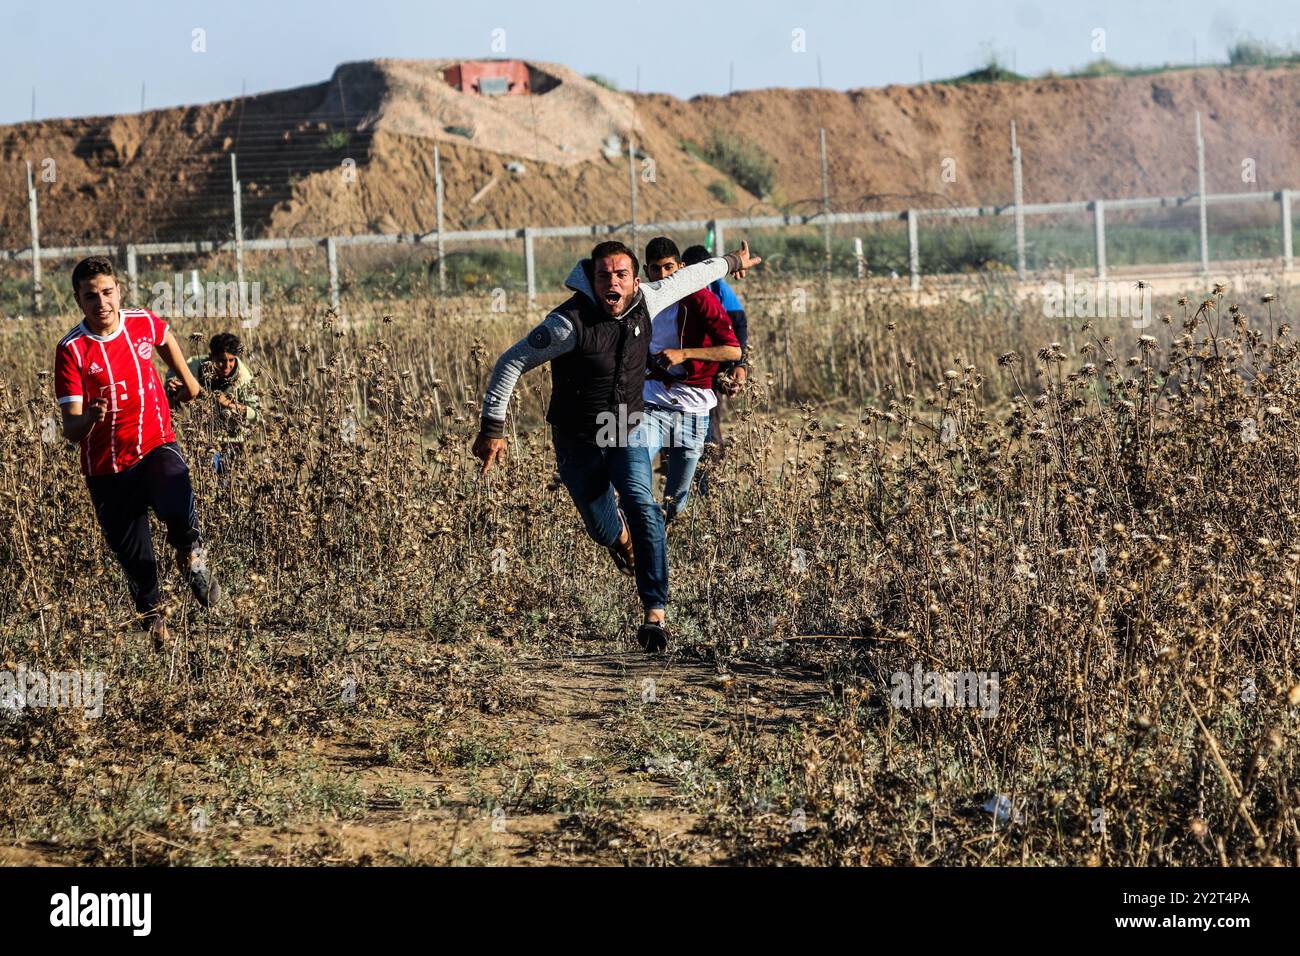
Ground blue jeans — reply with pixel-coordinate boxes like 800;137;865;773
554;433;668;610
641;405;710;522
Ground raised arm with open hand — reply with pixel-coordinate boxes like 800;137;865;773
641;241;762;317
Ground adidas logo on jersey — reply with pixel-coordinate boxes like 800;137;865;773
89;362;104;374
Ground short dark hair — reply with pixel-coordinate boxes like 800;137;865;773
644;236;680;264
71;256;118;295
210;332;242;357
681;244;711;266
589;240;638;277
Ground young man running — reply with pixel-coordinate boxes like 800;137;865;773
681;244;750;450
641;237;741;523
54;256;220;644
472;239;760;652
166;330;264;474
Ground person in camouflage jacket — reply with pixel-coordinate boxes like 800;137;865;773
166;332;263;467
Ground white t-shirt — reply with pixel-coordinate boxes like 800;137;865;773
642;302;716;413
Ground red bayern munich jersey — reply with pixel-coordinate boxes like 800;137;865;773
54;309;176;477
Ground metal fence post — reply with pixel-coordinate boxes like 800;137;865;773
628;135;638;246
819;127;832;274
854;236;865;279
1011;121;1026;278
434;144;446;295
326;237;340;313
1094;199;1107;279
523;227;536;309
25;161;41;315
1281;189;1293;272
907;209;920;291
1195;112;1209;275
126;245;139;306
231;153;245;306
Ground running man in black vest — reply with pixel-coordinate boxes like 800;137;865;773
473;239;760;652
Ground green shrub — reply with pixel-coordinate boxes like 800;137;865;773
695;130;775;199
942;50;1027;85
707;181;736;205
435;247;523;293
320;130;351;151
585;74;619;91
1073;58;1125;77
1227;38;1300;67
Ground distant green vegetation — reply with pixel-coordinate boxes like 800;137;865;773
707;181;737;206
320;130;351;151
941;38;1300;86
1227;37;1300;67
681;129;776;199
585;74;619;91
940;52;1027;85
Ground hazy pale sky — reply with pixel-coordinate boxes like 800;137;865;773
2;0;1298;124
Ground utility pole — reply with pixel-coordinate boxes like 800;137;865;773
1011;121;1026;278
628;135;638;245
434;144;446;295
1196;111;1209;274
231;153;245;311
819;128;832;274
26;161;41;314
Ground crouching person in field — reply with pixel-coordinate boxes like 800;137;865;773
166;331;263;474
641;237;742;523
472;239;760;653
54;256;221;646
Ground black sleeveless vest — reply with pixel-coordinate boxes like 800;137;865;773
547;283;651;443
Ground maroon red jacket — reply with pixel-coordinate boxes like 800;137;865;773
646;287;740;391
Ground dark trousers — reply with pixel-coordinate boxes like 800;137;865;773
85;443;201;615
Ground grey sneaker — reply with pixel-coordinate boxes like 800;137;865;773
141;612;171;651
180;548;221;608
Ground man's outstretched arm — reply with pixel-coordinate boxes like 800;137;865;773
473;312;576;473
642;242;761;317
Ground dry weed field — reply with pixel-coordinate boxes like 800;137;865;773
1;277;1298;865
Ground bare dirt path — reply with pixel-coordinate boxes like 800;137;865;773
0;638;832;867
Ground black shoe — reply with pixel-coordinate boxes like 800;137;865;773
637;621;669;654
